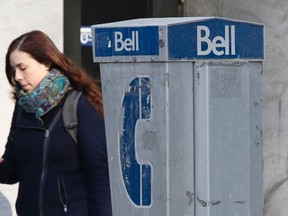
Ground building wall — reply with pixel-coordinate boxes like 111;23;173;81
185;0;287;215
0;1;63;215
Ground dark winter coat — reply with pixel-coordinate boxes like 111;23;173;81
0;94;112;216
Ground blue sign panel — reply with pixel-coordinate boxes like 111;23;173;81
168;18;264;60
94;27;159;57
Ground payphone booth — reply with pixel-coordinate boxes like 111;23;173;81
91;17;264;216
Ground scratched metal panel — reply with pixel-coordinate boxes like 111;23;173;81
100;63;167;216
168;62;194;216
100;62;194;216
194;61;263;216
248;62;263;216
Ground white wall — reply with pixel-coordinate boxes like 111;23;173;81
0;1;63;215
185;0;287;215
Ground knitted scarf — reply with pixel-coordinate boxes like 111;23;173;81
17;68;71;122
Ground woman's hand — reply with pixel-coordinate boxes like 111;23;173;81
0;158;4;163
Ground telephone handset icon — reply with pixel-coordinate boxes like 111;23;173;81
120;77;152;206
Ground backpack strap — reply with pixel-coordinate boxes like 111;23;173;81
63;90;82;144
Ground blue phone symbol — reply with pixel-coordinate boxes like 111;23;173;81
120;77;152;206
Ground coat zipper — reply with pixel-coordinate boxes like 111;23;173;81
58;177;68;213
39;109;62;216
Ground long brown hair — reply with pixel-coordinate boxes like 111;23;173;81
5;30;103;116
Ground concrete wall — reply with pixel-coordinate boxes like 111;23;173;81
0;1;63;215
185;0;286;215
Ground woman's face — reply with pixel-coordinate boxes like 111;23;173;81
9;49;50;93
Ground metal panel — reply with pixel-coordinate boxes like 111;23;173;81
100;62;194;216
168;62;194;216
101;63;167;216
194;61;263;216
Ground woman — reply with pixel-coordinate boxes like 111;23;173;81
0;30;112;216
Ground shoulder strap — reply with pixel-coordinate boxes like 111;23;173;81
63;90;82;144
